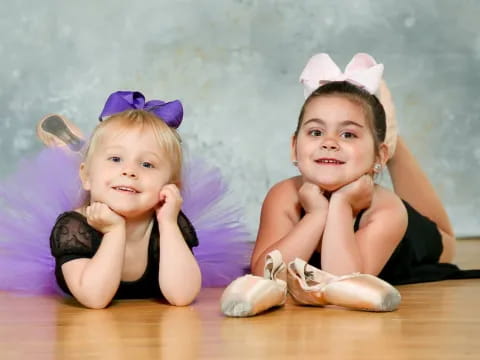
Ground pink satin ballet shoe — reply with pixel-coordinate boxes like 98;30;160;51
221;250;287;317
377;80;398;160
287;258;401;312
36;114;85;152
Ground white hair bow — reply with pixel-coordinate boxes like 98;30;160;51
300;53;384;98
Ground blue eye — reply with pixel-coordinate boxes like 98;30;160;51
108;156;121;162
309;129;322;137
141;162;154;169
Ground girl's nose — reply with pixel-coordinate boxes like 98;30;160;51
122;171;137;178
121;168;137;178
321;138;339;151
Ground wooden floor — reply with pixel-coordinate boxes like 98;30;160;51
1;240;479;360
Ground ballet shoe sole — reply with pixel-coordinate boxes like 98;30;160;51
221;299;254;317
37;114;85;151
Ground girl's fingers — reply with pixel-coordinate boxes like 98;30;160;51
160;184;183;203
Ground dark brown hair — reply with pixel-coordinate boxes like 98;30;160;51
295;81;386;153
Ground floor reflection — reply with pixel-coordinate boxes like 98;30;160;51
219;302;405;358
55;300;202;360
0;292;58;360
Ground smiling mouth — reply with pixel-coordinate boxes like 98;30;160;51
112;186;139;193
315;158;345;165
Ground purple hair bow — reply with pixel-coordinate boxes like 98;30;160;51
98;91;183;128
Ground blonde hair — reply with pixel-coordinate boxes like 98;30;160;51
83;109;183;186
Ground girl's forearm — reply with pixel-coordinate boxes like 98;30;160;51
158;221;201;306
74;227;126;308
321;196;363;274
252;212;327;275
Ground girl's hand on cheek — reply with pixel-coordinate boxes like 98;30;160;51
86;202;125;234
156;184;182;225
332;174;374;213
299;182;329;215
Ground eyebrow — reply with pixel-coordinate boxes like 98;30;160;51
103;146;162;160
302;118;364;128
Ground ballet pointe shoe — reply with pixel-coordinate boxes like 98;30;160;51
221;250;287;317
287;259;401;312
37;114;85;152
287;258;336;306
322;273;401;312
377;80;398;160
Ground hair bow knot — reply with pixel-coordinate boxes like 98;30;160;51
300;53;384;98
99;91;183;128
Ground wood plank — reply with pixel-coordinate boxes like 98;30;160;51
1;240;479;359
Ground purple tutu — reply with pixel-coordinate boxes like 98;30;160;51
0;148;251;295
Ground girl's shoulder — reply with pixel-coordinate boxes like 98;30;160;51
372;185;404;206
267;176;302;197
53;210;88;228
359;185;407;226
51;210;98;246
262;176;303;221
50;210;100;258
59;209;86;219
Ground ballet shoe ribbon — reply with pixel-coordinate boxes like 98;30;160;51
264;250;287;285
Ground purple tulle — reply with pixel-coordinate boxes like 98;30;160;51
0;148;251;295
181;158;252;287
0;149;84;295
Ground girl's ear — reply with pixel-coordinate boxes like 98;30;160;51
376;143;389;167
290;134;298;163
79;163;91;191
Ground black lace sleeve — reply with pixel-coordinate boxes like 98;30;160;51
178;211;199;249
50;211;100;265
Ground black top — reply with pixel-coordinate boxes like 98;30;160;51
308;201;480;285
50;211;198;299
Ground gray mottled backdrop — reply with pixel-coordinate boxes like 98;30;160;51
1;0;479;237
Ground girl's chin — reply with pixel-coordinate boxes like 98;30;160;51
302;177;348;192
108;206;155;220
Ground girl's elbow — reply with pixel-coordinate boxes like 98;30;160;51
164;291;198;306
168;297;194;307
74;289;114;309
250;255;265;276
251;264;263;276
362;263;383;277
84;302;110;310
78;296;112;309
323;260;364;276
161;280;201;306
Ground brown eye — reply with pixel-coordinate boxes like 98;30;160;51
341;132;357;139
309;129;322;136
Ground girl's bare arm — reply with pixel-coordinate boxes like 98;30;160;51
158;220;201;306
61;224;126;309
321;186;407;275
251;178;327;275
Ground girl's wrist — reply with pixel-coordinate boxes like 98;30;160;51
330;192;349;204
102;224;126;239
302;210;328;228
304;206;328;217
329;194;354;214
157;217;179;230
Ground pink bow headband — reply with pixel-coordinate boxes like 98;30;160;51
299;53;384;98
